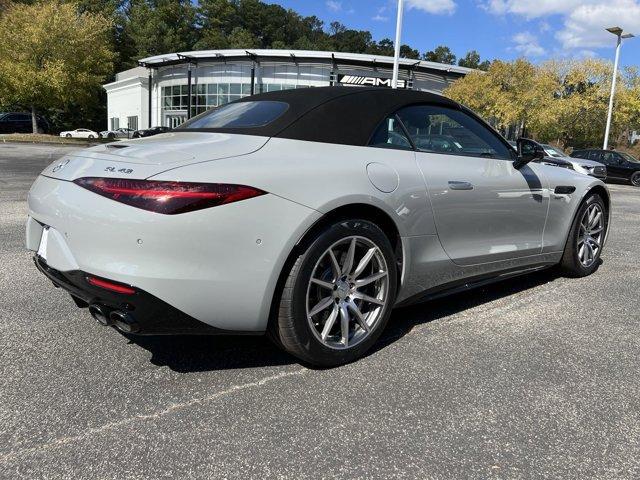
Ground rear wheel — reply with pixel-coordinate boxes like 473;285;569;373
559;193;607;277
65;133;71;138
88;134;94;139
631;172;640;187
271;219;397;367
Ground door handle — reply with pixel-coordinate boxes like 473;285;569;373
448;181;474;191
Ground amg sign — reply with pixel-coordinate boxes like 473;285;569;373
337;74;410;89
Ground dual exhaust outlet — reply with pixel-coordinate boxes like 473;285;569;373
88;304;139;333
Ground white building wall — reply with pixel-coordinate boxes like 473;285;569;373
105;77;148;131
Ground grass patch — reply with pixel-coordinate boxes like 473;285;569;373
0;133;113;145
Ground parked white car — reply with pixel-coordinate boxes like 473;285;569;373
59;129;99;139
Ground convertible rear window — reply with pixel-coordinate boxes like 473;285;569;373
180;101;289;129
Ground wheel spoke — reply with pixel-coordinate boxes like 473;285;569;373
341;238;357;276
585;241;594;262
590;211;602;230
309;296;334;317
589;226;604;235
328;249;341;279
320;305;339;340
355;271;387;287
311;278;334;290
352;292;384;306
347;300;370;332
578;244;585;263
352;247;376;279
339;303;350;347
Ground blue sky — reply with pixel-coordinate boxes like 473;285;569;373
268;0;640;68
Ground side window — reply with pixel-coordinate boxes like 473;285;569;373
368;116;412;150
601;151;616;164
396;105;513;160
589;150;603;162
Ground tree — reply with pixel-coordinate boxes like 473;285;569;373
227;26;259;49
0;1;115;133
125;0;196;64
457;50;491;70
400;44;420;60
423;45;456;65
444;58;639;148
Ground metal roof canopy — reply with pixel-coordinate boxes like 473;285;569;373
138;49;473;78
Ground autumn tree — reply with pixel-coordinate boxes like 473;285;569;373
445;58;640;148
0;1;115;133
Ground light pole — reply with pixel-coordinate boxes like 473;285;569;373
603;27;634;150
391;0;404;89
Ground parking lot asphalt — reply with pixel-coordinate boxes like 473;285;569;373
1;142;639;479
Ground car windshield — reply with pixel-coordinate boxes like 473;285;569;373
180;101;289;129
620;152;639;163
543;145;565;157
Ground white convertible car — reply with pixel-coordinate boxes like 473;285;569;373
28;87;609;366
59;128;100;139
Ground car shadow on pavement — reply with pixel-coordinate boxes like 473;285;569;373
124;267;564;372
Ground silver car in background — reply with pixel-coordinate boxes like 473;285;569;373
27;87;611;366
542;144;607;179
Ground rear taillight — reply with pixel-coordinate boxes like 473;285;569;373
86;275;136;294
73;178;266;214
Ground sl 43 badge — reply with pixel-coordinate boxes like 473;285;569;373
105;166;133;174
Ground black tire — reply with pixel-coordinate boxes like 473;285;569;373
65;133;71;138
631;172;640;187
270;219;398;367
108;133;115;139
88;134;94;139
559;193;607;277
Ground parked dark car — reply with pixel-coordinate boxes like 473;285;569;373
131;126;171;138
0;112;50;134
571;149;640;186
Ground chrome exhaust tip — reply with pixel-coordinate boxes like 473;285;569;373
109;310;139;333
89;304;111;326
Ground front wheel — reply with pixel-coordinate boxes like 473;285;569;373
271;219;398;367
631;172;640;187
65;133;71;138
88;134;94;139
559;193;607;277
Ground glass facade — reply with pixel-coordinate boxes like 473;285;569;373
161;82;311;119
162;83;253;117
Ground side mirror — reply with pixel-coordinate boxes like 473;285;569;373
514;137;545;169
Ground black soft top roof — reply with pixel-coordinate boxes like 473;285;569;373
181;86;461;146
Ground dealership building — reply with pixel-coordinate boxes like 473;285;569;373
103;49;474;131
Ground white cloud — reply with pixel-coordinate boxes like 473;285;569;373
372;5;388;21
482;0;640;52
512;31;546;56
556;1;640;49
326;0;342;12
406;0;457;15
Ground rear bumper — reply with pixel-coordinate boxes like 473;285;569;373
27;175;321;332
34;255;238;335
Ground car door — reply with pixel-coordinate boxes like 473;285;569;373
598;151;626;179
397;104;549;266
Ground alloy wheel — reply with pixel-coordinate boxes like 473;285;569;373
577;203;604;267
632;172;640;187
306;236;389;350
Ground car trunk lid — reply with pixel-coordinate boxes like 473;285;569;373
42;132;269;181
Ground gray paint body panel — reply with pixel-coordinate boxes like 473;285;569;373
27;133;610;332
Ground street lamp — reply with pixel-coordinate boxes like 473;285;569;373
603;26;635;150
391;0;404;89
